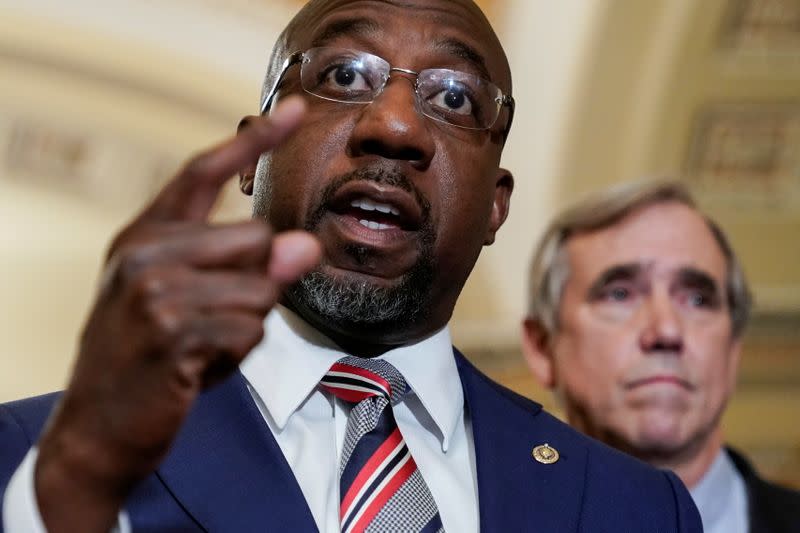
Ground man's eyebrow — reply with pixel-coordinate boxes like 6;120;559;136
435;38;491;81
587;263;642;297
311;17;381;48
675;268;720;294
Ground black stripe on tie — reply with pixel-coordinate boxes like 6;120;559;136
320;375;388;397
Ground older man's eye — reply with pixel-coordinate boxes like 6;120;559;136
608;287;630;301
596;284;635;303
689;293;707;306
684;290;717;308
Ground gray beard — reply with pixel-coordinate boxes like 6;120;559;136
289;257;434;328
287;165;436;330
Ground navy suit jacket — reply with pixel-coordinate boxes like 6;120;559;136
1;350;701;532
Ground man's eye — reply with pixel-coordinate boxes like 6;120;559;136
321;64;371;91
601;285;632;302
428;85;474;116
685;291;714;308
689;293;706;306
609;287;629;301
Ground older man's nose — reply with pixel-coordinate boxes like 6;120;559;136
640;291;684;354
347;76;435;169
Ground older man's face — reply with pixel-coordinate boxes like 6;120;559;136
528;202;741;461
251;0;513;345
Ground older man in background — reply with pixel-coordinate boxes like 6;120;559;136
522;181;800;533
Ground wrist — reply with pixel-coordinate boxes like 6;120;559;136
33;412;144;532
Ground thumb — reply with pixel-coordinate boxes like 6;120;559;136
267;231;323;285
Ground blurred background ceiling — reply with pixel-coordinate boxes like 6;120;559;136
1;0;798;484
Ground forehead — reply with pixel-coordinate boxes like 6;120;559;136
288;0;509;86
565;202;728;283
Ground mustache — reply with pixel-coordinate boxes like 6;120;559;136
305;165;432;232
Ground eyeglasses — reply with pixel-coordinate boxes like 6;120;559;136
262;47;515;135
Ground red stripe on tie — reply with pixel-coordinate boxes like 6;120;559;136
349;455;417;533
320;384;374;404
330;363;392;397
340;427;403;518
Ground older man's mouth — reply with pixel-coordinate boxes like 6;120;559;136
625;375;694;391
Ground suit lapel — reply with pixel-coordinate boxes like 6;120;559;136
455;351;587;532
156;371;318;532
151;351;589;532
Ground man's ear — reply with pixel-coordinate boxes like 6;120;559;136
521;317;556;388
238;116;259;196
484;168;513;245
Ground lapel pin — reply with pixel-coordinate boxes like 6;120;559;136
532;443;559;464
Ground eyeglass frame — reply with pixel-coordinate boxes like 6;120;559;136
261;49;515;140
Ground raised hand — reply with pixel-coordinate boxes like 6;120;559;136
33;96;321;533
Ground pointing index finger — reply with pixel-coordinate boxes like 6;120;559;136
142;96;307;223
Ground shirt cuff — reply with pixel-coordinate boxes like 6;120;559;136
3;447;131;533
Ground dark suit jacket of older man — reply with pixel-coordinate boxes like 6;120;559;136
725;447;800;533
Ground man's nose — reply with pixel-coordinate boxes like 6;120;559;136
639;290;684;354
346;76;436;169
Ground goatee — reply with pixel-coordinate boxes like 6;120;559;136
288;166;436;330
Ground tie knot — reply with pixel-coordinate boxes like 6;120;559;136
321;356;408;405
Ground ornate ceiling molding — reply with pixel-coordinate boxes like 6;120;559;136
720;0;800;53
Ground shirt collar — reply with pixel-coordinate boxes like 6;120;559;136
381;324;462;452
240;305;462;452
690;448;744;525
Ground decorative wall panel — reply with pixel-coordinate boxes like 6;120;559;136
686;103;800;211
1;115;177;208
721;0;800;51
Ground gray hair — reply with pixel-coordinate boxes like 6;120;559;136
527;180;752;338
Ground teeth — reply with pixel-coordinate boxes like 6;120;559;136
375;204;401;216
351;199;375;211
350;198;400;216
358;219;393;230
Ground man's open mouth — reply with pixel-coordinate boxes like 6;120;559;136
326;180;425;234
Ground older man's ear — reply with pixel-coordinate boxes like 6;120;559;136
521;318;556;389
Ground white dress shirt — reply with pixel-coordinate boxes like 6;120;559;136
689;449;749;533
3;305;479;532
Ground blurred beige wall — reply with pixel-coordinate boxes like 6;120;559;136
0;0;292;400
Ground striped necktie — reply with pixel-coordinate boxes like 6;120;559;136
320;356;445;533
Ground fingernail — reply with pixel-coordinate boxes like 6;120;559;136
269;96;306;128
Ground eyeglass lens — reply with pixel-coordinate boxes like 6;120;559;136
299;47;503;130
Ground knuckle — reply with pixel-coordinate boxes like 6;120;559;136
100;245;154;296
145;300;184;340
175;327;210;356
115;246;155;283
131;269;168;300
